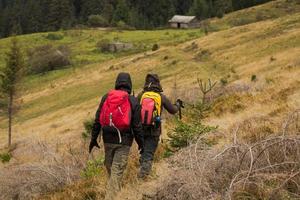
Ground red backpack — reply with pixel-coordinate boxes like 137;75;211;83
140;92;162;126
99;90;132;138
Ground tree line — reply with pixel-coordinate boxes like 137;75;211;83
0;0;272;38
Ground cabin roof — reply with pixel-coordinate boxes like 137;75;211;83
168;15;196;24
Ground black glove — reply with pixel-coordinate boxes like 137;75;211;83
139;147;144;154
176;99;184;108
89;139;100;153
135;135;144;154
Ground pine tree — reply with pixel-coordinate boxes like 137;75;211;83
190;0;209;20
80;0;103;22
0;37;25;148
102;0;114;23
23;0;43;33
7;0;23;36
214;0;233;18
112;0;130;24
48;0;74;31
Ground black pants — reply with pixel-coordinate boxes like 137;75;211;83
139;135;160;177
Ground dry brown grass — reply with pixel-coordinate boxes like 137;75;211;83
0;140;93;200
154;110;300;200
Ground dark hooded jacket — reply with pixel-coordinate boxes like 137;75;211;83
91;73;144;147
138;74;179;136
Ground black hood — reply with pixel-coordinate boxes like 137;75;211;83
143;74;163;92
115;72;132;94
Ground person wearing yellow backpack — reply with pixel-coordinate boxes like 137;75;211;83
138;74;184;179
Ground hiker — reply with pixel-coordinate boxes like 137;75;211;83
89;72;144;200
138;74;184;179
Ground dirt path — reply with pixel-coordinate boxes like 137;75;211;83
116;160;172;200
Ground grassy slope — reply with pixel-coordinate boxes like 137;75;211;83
47;1;300;198
0;29;203;71
0;0;299;198
0;0;298;148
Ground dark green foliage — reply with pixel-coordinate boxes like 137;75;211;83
112;0;130;24
45;33;64;40
220;78;228;86
48;0;75;31
82;118;94;139
0;0;274;38
0;152;11;163
81;157;104;178
152;43;160;51
251;74;257;82
0;37;25;147
80;0;104;21
1;38;24;94
168;119;216;149
27;45;71;74
189;0;209;20
96;39;111;53
87;15;108;27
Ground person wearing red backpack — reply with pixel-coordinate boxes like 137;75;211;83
89;72;144;200
138;74;184;179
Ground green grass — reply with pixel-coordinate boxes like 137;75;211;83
0;29;203;71
0;152;11;163
207;0;300;32
1;0;299;130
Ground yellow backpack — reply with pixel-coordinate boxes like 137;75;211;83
140;92;162;125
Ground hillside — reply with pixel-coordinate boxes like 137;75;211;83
0;0;299;199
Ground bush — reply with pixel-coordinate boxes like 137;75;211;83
168;120;216;150
152;43;159;51
87;15;108;27
82;118;94;139
27;45;71;74
220;78;228;86
96;39;111;53
251;74;257;82
81;157;104;178
0;152;11;163
0;141;88;199
116;21;125;28
45;33;64;40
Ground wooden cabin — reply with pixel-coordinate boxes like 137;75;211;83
168;15;199;29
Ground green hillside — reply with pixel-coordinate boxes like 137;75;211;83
0;0;299;199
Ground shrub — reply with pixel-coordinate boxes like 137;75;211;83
195;49;211;61
27;45;71;74
87;15;108;27
212;94;247;116
168;120;216;150
152;43;159;51
251;74;257;81
116;20;129;30
96;39;111;53
220;78;228;86
157;135;300;200
81;157;104;178
82;118;94;139
0;152;11;163
171;60;178;65
0;141;88;199
45;33;64;40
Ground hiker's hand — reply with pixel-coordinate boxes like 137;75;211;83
176;99;184;108
89;139;100;153
139;148;144;154
138;144;144;154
